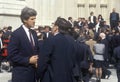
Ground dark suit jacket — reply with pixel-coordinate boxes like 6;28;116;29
75;41;93;67
100;39;109;60
7;25;39;82
110;12;119;28
42;32;53;40
110;12;119;21
89;16;96;24
88;16;96;28
38;33;76;82
114;46;120;69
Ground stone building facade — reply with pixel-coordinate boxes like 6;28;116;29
0;0;120;30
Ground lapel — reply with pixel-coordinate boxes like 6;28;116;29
20;26;34;51
29;29;37;47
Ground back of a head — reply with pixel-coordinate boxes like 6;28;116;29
77;36;86;43
54;17;72;34
20;7;37;23
99;32;106;39
68;17;72;20
7;26;12;30
113;8;116;12
90;11;94;15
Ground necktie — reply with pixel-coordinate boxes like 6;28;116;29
29;29;34;49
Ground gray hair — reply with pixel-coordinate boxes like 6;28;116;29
20;7;37;23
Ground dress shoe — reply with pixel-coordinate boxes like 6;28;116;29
0;70;3;73
106;74;111;79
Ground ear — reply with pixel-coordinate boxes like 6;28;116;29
23;19;27;23
55;25;59;31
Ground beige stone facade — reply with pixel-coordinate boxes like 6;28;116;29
0;0;120;29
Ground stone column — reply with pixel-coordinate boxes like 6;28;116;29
115;0;120;15
96;0;100;17
0;0;26;30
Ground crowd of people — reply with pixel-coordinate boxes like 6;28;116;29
0;26;12;72
0;7;120;82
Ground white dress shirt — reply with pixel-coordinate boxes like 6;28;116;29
22;25;35;46
90;16;94;23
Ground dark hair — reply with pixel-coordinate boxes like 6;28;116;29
68;17;72;20
38;26;44;32
90;11;94;15
0;30;3;34
20;7;37;23
98;14;103;18
55;17;72;34
44;26;51;29
7;26;12;30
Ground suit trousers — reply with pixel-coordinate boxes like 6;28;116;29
117;69;120;82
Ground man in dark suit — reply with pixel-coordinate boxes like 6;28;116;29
42;26;53;40
110;8;119;30
7;7;39;82
37;17;76;82
88;11;96;29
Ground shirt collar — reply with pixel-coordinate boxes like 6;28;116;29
22;25;29;32
54;32;59;36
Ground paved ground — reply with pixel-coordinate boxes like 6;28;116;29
0;68;118;82
0;71;11;82
90;68;117;82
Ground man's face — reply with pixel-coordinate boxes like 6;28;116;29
24;16;36;28
45;28;50;32
51;25;58;35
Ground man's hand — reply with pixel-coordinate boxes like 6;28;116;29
89;63;93;73
29;55;38;65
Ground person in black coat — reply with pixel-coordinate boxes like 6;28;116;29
76;36;93;82
37;17;77;82
42;26;53;40
113;43;120;82
7;7;39;82
98;14;104;27
88;11;97;29
110;8;119;30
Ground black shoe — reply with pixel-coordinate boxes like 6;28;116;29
96;78;99;82
96;79;98;82
97;79;101;82
8;70;12;72
0;70;3;73
106;74;111;79
99;79;101;82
